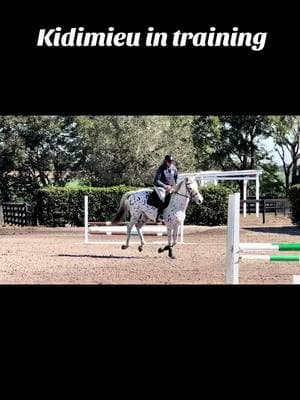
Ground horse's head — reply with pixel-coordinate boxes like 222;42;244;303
184;177;203;205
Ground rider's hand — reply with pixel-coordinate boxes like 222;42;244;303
165;185;172;192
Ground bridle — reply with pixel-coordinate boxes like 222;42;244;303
173;181;200;201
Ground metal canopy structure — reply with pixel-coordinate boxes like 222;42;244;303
179;169;263;217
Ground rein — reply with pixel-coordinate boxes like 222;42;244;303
172;180;189;198
172;180;199;200
173;191;189;199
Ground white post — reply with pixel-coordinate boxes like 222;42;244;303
243;179;247;217
0;204;4;225
84;195;89;244
256;174;260;217
225;193;240;284
180;221;184;243
293;275;300;284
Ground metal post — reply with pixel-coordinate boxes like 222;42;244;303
255;174;260;217
225;193;240;284
243;179;247;217
84;195;89;244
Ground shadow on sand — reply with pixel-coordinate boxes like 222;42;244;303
242;226;300;237
57;254;145;260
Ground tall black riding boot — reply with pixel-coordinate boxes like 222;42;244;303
156;205;164;223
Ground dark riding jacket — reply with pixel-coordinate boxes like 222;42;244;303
154;163;178;189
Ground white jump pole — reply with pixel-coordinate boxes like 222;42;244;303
243;179;247;217
293;275;300;284
256;174;260;217
84;195;89;244
225;193;240;284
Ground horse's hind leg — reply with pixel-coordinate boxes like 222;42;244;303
121;220;135;250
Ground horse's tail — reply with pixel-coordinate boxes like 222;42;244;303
112;191;135;223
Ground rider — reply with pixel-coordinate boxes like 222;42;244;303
154;155;178;222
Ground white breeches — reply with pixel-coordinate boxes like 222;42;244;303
154;187;166;203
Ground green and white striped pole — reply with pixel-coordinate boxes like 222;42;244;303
240;254;300;262
240;243;300;251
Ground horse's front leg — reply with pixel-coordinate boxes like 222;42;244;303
136;222;145;252
158;225;173;255
168;224;179;259
121;220;135;250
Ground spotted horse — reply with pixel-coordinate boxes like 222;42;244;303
113;177;203;258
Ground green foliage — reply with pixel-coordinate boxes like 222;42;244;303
259;163;285;198
270;116;300;195
0;115;80;202
192;115;273;170
288;185;300;224
37;186;137;227
3;114;298;205
65;179;91;189
185;185;234;225
191;116;222;169
76;115;197;186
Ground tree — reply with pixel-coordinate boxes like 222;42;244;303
192;115;287;198
271;116;300;196
0;116;28;201
77;115;197;186
0;116;81;201
191;116;222;169
192;115;274;171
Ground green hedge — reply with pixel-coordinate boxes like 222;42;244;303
37;185;234;227
37;186;136;227
185;185;233;225
289;185;300;224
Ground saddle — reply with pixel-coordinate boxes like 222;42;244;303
147;190;171;210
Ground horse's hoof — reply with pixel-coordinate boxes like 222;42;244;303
138;245;143;252
158;248;164;253
168;248;175;259
121;245;128;250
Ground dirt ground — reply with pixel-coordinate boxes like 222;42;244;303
1;214;300;284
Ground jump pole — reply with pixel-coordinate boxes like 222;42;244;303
225;193;240;284
240;254;300;262
243;179;247;217
226;192;300;284
293;276;300;284
240;243;300;251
